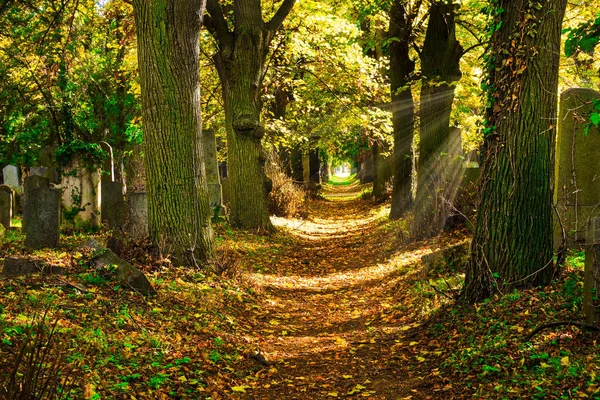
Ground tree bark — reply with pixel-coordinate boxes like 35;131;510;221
132;0;215;267
463;0;567;303
206;0;296;231
388;2;417;219
413;1;462;238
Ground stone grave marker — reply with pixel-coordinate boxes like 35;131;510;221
23;176;50;231
126;192;148;240
2;165;20;189
24;186;60;249
101;181;124;227
60;157;101;228
0;188;11;229
554;88;600;247
0;185;16;224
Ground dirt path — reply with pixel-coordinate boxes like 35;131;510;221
235;182;448;399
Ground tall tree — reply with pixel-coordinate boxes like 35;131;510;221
388;0;420;219
463;0;568;302
413;1;463;237
205;0;296;231
132;0;215;266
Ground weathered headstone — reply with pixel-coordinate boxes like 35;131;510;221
202;129;223;212
99;142;115;183
0;189;11;229
2;165;20;189
584;217;600;326
60;158;101;229
23;175;50;231
2;257;67;276
302;154;310;185
30;167;49;178
554;88;600;247
0;185;16;225
24;186;60;249
126;192;148;240
101;181;125;227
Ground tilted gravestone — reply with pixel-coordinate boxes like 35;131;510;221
23;175;50;231
101;182;125;228
38;146;59;183
126;192;148;240
202;129;223;213
0;185;16;226
554;88;600;248
0;189;11;229
24;186;61;249
60;157;101;229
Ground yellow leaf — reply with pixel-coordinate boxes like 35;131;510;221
342;375;352;379
416;356;426;362
409;341;418;346
269;319;280;326
335;337;347;347
540;362;550;368
327;392;338;397
561;356;570;366
178;376;187;382
231;386;249;393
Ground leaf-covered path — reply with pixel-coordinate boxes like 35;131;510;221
231;182;458;399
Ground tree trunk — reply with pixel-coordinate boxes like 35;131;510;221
206;0;296;231
132;0;215;267
388;2;416;219
413;2;462;238
463;0;567;303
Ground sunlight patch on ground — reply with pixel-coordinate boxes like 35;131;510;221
243;247;433;292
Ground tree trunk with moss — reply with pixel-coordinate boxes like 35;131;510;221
463;0;567;303
132;0;215;267
388;2;418;219
413;2;462;238
206;0;296;231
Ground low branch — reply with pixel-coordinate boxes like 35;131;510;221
205;0;231;44
525;321;600;340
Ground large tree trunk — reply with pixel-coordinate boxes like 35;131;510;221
413;2;462;238
463;0;567;303
206;0;295;231
388;2;416;219
133;0;215;266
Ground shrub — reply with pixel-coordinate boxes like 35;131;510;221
265;149;306;217
0;310;81;399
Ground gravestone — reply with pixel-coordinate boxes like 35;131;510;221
99;142;115;183
554;88;600;247
0;189;11;229
126;192;148;240
23;176;50;231
101;181;124;227
24;186;61;249
2;165;20;189
60;158;101;229
30;167;49;178
0;185;16;223
202;129;223;212
585;217;600;326
302;154;310;185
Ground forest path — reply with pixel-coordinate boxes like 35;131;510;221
234;181;447;399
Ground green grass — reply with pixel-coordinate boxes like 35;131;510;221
327;174;357;186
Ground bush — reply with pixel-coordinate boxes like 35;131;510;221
0;309;81;399
265;150;306;217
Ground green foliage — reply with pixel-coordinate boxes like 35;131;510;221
564;13;600;57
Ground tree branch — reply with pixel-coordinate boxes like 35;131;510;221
265;0;296;32
205;0;231;43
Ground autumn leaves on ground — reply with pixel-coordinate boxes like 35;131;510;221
1;178;598;399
